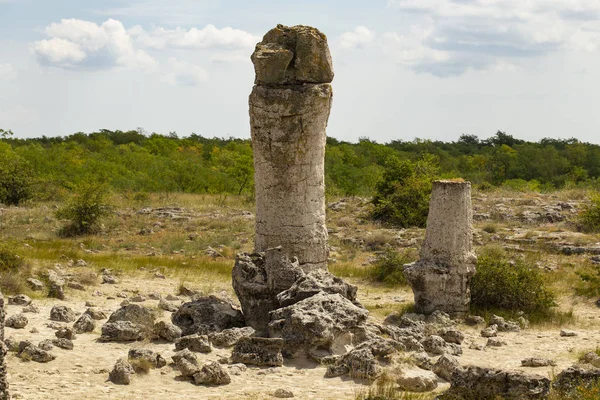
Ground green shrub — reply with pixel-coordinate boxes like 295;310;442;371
0;246;23;272
0;150;36;206
371;155;439;228
0;246;30;294
575;263;600;297
577;195;600;233
370;249;415;286
56;182;113;236
471;246;557;314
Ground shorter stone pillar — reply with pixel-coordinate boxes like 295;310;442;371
0;291;8;400
404;180;477;315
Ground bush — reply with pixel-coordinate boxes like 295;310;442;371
0;246;30;294
471;246;557;314
56;183;113;236
0;246;24;272
577;195;600;233
0;150;36;206
371;155;439;228
370;249;415;286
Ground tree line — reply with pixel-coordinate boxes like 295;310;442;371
1;128;600;206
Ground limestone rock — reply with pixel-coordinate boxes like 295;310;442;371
171;295;244;336
396;369;438;392
128;348;164;370
52;338;74;350
73;314;95;333
553;365;600;392
158;298;178;312
47;270;65;300
22;304;40;313
50;305;76;322
8;295;31;306
178;358;199;378
433;354;463;381
404;181;476;315
83;307;107;320
193;361;231;386
325;338;399;380
100;304;156;341
437;366;550;399
18;344;56;363
438;328;465;345
421;335;462;356
109;358;135;385
0;292;8;399
251;24;334;85
231;337;283;367
481;325;498;338
5;314;28;329
489;315;520;332
269;292;368;358
153;321;182;342
27;278;44;291
273;388;295;398
521;358;556;367
55;326;76;340
175;334;212;353
276;269;358;307
172;348;198;367
209;326;255;347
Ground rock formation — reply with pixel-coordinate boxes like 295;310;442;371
0;292;8;400
250;24;333;271
404;180;477;315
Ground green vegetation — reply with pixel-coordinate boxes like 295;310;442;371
0;144;36;206
0;246;31;294
371;155;439;228
470;245;557;315
577;195;600;233
56;182;113;236
369;249;414;286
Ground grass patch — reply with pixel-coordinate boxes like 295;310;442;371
355;371;434;400
370;250;416;286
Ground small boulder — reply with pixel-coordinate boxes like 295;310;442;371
154;321;182;342
171;295;245;336
50;305;76;322
172;348;198;366
489;315;520;332
101;304;156;342
109;358;135;385
560;329;577;337
84;307;107;320
481;325;498;338
8;294;31;306
396;369;438;392
55;327;76;340
273;389;295;398
193;361;231;385
521;358;556;367
209;327;256;347
175;334;212;353
73;314;96;333
421;335;462;356
22;304;40;313
27;278;44;291
158;298;178;312
438;328;465;345
433;354;463;381
232;337;283;367
6;314;28;329
18;344;56;363
52;338;74;350
553;365;600;392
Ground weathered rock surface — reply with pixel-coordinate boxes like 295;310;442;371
437;366;550;399
250;25;333;271
276;269;358;307
109;358;135;385
521;357;556;367
83;307;107;320
489;315;520;332
128;348;165;370
73;314;95;333
175;334;212;353
47;270;65;300
0;292;8;399
209;326;255;347
404;181;477;315
5;314;28;329
325;338;399;380
55;326;76;340
396;369;438;392
269;292;368;358
231;337;283;366
171;295;244;336
553;365;600;392
52;338;74;350
101;304;156;341
422;335;462;356
17;343;56;363
193;361;231;386
153;321;182;342
433;354;463;381
8;294;31;306
50;305;76;322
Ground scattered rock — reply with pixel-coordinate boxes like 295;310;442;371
193;361;231;385
171;295;245;336
433;354;463;381
228;363;247;375
438;328;465;345
18;344;56;363
101;304;156;341
8;295;31;306
52;338;74;350
421;335;462;356
22;304;40;313
273;388;295;398
6;314;28;329
158;298;178;312
412;352;433;370
553;365;600;392
109;358;135;385
489;315;520;332
437;366;550;400
395;369;438;392
521;358;556;367
276;269;358;307
38;339;54;351
26;278;44;291
481;325;498;338
154;321;182;342
102;275;117;284
128;348;165;370
209;327;256;347
172;349;198;367
84;307;107;320
487;338;507;347
231;337;284;367
464;315;485;326
74;314;96;333
560;329;577;337
50;305;76;322
175;334;212;353
55;326;76;340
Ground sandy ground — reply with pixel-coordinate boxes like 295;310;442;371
4;275;600;400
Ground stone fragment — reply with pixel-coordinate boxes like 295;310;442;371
38;339;53;351
158;298;178;312
153;321;182;342
5;314;28;329
73;314;95;333
18;344;56;363
404;181;477;315
128;348;164;370
521;358;556;367
231;337;283;367
83;307;107;320
276;269;358;307
172;349;198;367
489;315;520;332
438;328;465;344
175;334;212;353
0;292;7;399
47;270;65;300
8;295;31;306
269;292;368;358
433;354;463;381
209;326;255;347
27;278;44;291
50;305;76;322
325;338;399;380
109;358;135;385
273;388;295;398
52;338;74;350
22;304;40;313
193;361;231;386
421;335;462;356
481;325;498;338
395;369;438;392
55;326;76;340
553;365;600;392
464;315;485;326
487;338;507;347
437;366;550;399
560;329;577;337
178;358;199;378
100;304;156;341
171;295;244;336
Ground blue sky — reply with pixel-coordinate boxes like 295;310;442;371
1;0;600;143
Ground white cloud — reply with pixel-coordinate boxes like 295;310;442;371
0;63;16;80
368;0;600;76
340;26;375;49
32;18;156;70
163;58;208;87
209;51;250;63
129;24;258;50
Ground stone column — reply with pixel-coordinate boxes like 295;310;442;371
0;292;9;400
404;180;477;316
250;24;333;272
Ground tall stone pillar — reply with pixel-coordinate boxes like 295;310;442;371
404;180;477;316
250;24;333;272
0;292;9;400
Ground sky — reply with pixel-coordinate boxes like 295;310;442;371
1;0;600;144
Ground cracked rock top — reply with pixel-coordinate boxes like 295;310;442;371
251;24;334;85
